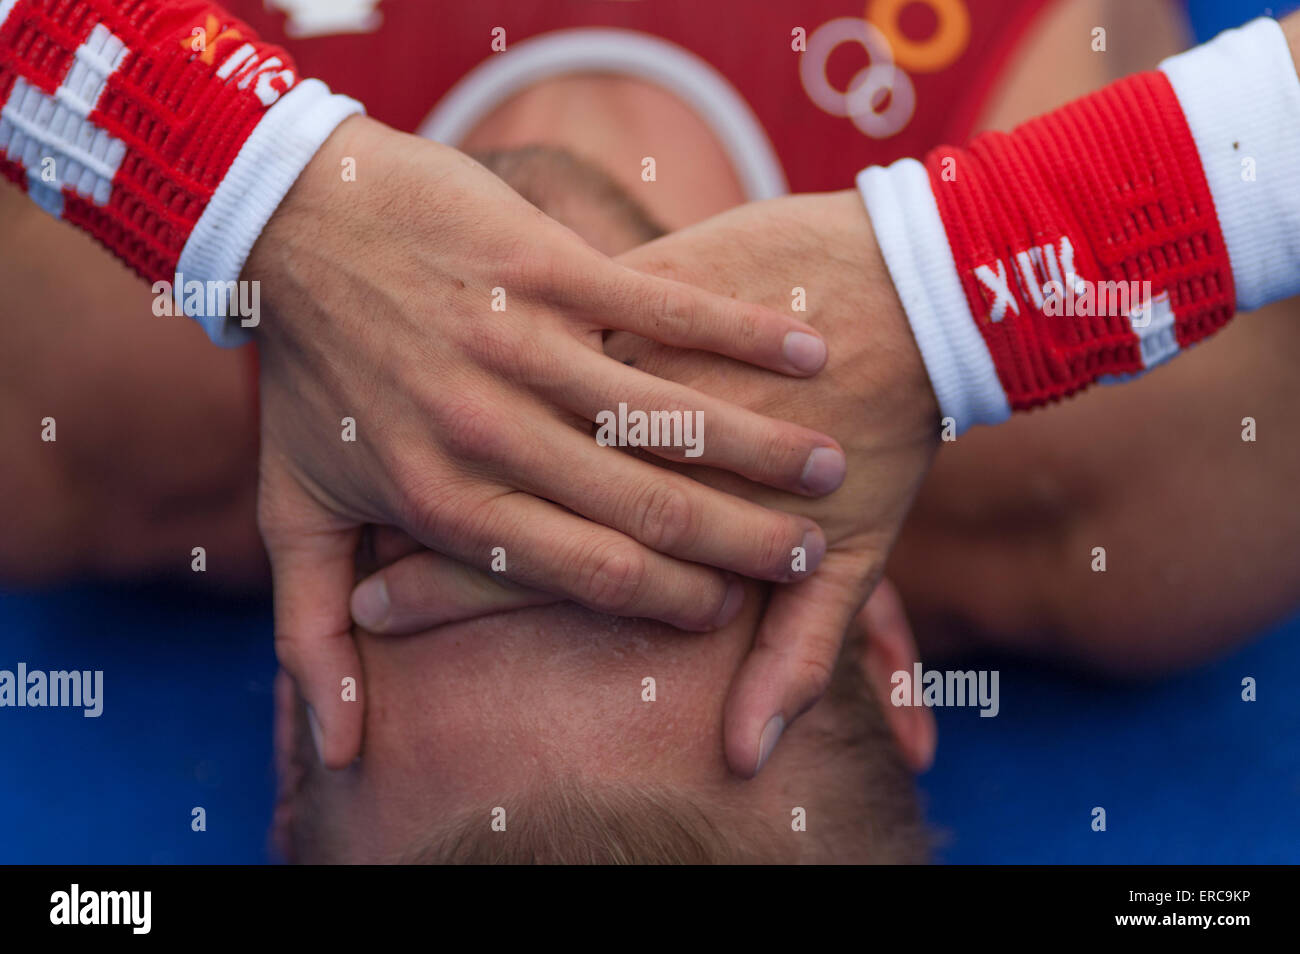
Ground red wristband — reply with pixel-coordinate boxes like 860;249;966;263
922;70;1235;410
0;0;299;282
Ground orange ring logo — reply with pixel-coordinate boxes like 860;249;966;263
866;0;970;73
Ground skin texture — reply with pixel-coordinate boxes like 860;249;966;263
275;577;935;864
266;168;936;860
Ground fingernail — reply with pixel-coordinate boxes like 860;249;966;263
351;577;390;630
797;530;826;577
782;331;827;373
306;705;325;765
800;446;846;494
714;580;745;628
755;715;785;774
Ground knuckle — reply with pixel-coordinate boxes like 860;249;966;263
506;327;560;388
272;627;309;673
754;518;796;578
501;241;566;300
438;397;513;464
574;541;646;614
754;428;802;482
656;283;698;338
632;480;696;552
465;318;524;374
731;304;762;348
398;477;489;545
792;653;835;704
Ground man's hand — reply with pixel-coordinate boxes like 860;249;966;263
610;192;939;776
246;117;846;767
357;190;941;776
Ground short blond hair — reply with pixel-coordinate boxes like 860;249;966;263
405;780;790;865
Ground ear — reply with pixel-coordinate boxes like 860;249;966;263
271;668;309;861
854;580;936;773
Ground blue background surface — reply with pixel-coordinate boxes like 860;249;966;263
1;581;1296;864
0;584;276;864
1185;0;1300;41
2;0;1297;865
921;614;1300;863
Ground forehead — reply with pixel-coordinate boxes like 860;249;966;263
351;597;758;808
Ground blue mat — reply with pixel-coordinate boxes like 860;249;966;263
920;613;1300;863
0;584;276;864
1184;0;1300;42
1;582;1296;864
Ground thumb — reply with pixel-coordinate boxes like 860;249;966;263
352;548;559;634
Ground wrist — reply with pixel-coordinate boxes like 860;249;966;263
859;17;1300;431
824;188;942;443
854;165;1007;433
244;114;380;345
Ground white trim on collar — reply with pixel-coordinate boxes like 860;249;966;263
417;27;788;202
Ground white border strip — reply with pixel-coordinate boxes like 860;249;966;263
858;159;1010;430
0;0;20;30
417;27;788;201
1160;18;1300;312
177;79;363;346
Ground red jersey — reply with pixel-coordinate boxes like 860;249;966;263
226;0;1053;195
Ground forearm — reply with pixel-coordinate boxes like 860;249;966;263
0;186;263;586
891;295;1300;675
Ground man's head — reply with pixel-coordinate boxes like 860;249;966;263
470;146;667;256
275;578;934;864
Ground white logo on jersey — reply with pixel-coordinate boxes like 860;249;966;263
266;0;383;39
0;23;129;218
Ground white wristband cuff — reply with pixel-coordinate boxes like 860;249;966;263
176;79;364;347
856;159;1010;432
1160;18;1300;313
